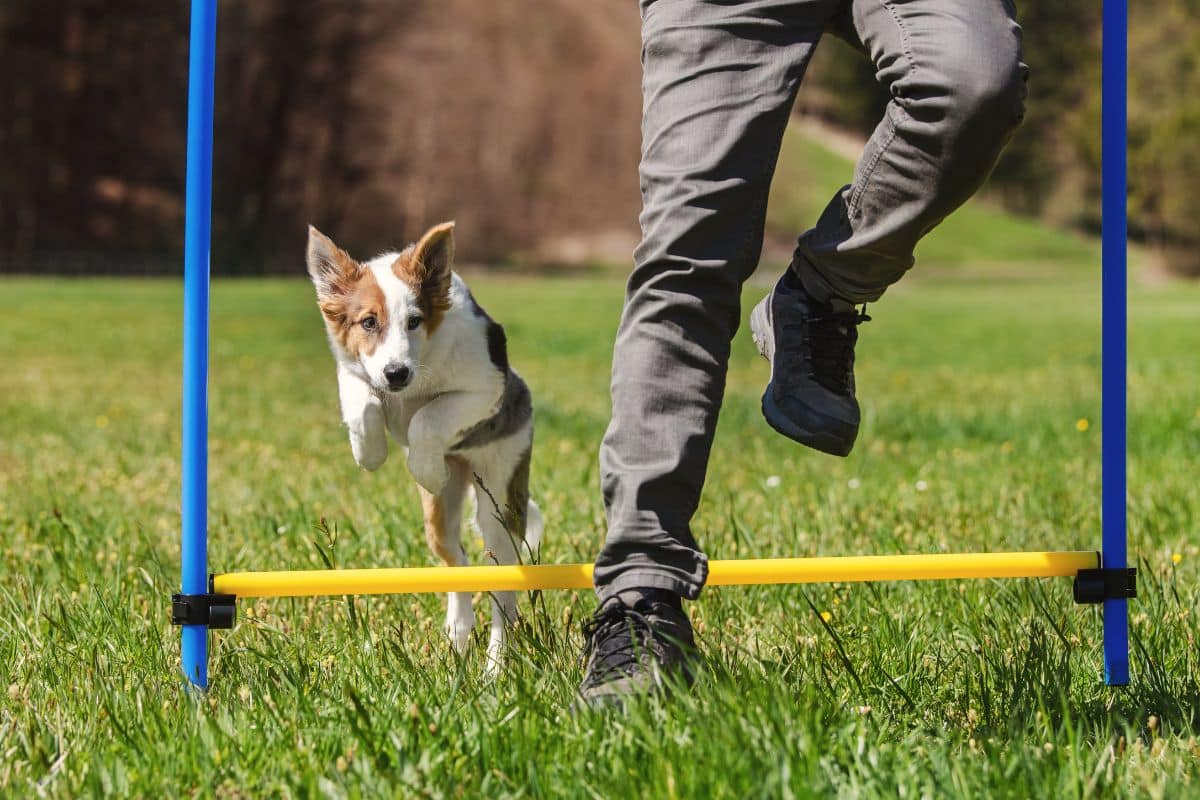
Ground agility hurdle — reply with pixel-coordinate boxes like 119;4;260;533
171;0;1135;689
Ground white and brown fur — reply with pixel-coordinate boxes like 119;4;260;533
306;221;542;674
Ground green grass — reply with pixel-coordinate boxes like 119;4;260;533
768;126;1101;267
0;269;1197;797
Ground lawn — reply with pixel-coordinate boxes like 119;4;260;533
0;263;1197;796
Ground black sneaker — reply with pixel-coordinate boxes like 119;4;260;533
749;270;870;457
577;591;697;709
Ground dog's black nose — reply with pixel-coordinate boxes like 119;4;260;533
384;363;412;389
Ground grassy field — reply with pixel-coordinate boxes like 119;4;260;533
1;259;1197;796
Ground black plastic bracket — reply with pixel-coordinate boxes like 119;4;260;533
171;593;236;628
1073;567;1137;604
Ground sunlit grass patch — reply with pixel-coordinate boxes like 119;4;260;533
0;272;1196;797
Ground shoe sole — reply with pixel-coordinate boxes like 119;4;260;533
750;295;855;458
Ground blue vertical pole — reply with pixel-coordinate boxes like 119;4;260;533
181;0;218;690
1101;0;1130;687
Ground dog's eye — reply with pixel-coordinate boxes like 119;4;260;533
361;316;378;332
406;315;422;331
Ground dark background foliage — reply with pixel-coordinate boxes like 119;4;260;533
1;0;1195;275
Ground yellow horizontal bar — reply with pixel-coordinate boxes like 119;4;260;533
212;551;1099;598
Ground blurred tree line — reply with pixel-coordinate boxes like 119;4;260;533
0;0;644;273
805;0;1200;276
1;0;1196;275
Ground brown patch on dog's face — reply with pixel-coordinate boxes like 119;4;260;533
307;226;387;358
318;272;387;357
393;221;455;332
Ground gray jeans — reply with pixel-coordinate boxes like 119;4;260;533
594;0;1027;601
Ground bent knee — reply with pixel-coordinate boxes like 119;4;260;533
952;56;1028;132
899;39;1028;135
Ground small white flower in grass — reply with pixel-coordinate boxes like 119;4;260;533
276;525;288;534
765;475;781;489
847;478;861;490
915;480;929;492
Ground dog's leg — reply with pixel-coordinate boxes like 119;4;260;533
337;365;388;471
471;435;532;676
420;457;474;655
406;390;499;494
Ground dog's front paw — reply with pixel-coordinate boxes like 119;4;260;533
407;448;449;494
347;405;388;471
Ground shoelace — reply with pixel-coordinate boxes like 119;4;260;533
783;305;871;393
580;603;657;683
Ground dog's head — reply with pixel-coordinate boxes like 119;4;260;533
306;221;455;396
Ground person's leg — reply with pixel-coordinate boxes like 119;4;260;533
750;0;1026;456
796;0;1028;302
593;0;838;604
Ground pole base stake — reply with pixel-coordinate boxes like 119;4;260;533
1073;567;1136;604
171;593;236;629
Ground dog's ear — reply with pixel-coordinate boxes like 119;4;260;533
306;225;357;297
410;221;455;315
412;221;455;281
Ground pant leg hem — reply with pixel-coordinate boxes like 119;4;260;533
594;567;706;603
791;237;888;306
